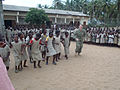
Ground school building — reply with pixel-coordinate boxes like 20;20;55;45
3;4;89;28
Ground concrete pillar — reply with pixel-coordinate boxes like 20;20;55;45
16;12;19;23
55;17;57;23
65;18;66;24
73;18;75;24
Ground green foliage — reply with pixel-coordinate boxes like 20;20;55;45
38;4;49;9
51;0;120;26
25;8;49;26
52;0;65;9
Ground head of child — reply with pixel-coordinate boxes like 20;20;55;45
65;32;69;38
49;32;53;38
39;30;42;34
43;30;47;35
55;30;60;37
29;33;33;39
18;32;24;39
14;35;19;43
0;40;4;48
0;34;5;48
35;33;41;40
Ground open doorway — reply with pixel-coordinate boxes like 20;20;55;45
4;20;12;28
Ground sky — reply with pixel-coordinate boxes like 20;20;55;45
3;0;56;7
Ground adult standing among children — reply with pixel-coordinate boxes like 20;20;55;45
74;25;86;55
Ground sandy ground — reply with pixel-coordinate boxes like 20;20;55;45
8;42;120;90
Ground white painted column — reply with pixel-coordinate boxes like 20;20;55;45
55;17;57;23
73;18;75;24
16;12;19;23
65;18;66;24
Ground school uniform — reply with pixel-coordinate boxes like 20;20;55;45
114;34;118;45
14;30;18;35
100;33;105;44
96;34;100;43
46;29;51;36
3;45;10;67
11;42;22;66
26;36;32;59
63;36;70;56
6;29;12;43
23;30;27;38
30;38;43;61
108;34;114;44
46;36;56;56
41;34;47;52
92;33;96;43
118;34;120;46
87;32;91;42
104;34;108;44
54;36;61;54
19;39;28;61
33;34;36;38
11;30;14;40
0;45;10;67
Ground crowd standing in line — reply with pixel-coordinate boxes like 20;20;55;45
0;24;120;73
85;27;120;47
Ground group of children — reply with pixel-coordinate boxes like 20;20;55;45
85;27;120;47
0;25;71;73
1;25;120;73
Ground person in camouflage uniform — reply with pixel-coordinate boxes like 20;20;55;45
74;25;86;55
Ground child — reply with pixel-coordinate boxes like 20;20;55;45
62;31;70;59
53;30;61;61
41;30;47;60
87;30;91;43
118;32;120;47
30;33;43;68
114;32;118;46
2;43;10;71
108;32;114;46
26;33;33;63
100;32;105;45
18;33;28;69
11;35;22;73
46;32;57;65
96;32;100;44
0;37;10;71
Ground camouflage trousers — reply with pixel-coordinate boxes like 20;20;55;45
75;41;83;54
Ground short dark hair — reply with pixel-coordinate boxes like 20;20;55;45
36;33;41;38
55;30;60;34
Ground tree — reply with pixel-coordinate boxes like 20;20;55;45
44;5;49;9
38;4;49;9
38;4;42;8
51;0;120;26
53;0;64;9
25;8;49;27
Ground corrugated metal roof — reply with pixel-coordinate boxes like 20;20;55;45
3;4;30;12
3;4;89;17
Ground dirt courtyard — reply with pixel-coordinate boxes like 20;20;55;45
8;42;120;90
